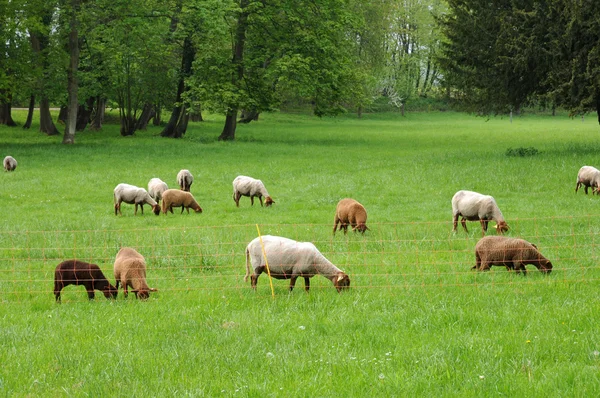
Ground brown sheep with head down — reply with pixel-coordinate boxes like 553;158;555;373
474;236;553;275
113;247;157;300
333;198;369;235
54;260;118;302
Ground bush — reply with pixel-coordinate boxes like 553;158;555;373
505;146;539;157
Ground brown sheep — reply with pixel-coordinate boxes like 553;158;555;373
161;189;203;214
113;247;157;300
54;260;118;302
474;236;553;275
333;198;369;235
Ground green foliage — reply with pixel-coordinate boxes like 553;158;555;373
505;146;539;157
2;111;600;395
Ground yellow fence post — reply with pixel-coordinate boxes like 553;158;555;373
256;224;275;298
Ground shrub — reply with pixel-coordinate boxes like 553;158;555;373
505;146;539;157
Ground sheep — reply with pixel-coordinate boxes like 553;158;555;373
54;260;118;302
244;235;350;292
232;175;274;207
161;189;203;214
113;247;157;300
148;178;169;206
333;198;369;235
473;236;553;275
114;183;160;216
575;166;600;195
451;190;509;236
3;156;17;172
177;169;193;192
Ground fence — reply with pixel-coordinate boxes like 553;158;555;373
1;216;599;302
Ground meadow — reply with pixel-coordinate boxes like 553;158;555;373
1;109;600;396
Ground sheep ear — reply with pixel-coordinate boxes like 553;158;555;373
337;274;344;282
149;287;158;292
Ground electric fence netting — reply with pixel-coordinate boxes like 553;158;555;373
1;216;599;302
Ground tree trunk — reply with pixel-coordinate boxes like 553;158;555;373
596;92;600;125
63;2;80;145
238;109;259;123
218;0;249;141
90;96;105;130
58;106;68;124
190;108;203;122
161;35;195;138
152;105;161;126
75;97;94;131
0;90;17;127
136;103;155;130
40;97;59;135
219;110;238;141
120;113;136;136
23;95;35;129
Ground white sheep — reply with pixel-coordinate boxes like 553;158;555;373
244;235;350;292
148;178;169;205
3;156;17;172
232;175;274;207
177;169;193;192
575;166;600;195
113;183;160;216
113;247;157;300
451;190;509;236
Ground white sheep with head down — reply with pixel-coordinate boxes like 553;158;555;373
113;183;160;216
3;156;17;172
177;169;193;192
451;190;509;236
244;235;350;292
575;166;600;195
232;175;274;207
148;178;168;205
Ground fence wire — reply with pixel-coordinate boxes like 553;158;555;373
1;216;599;302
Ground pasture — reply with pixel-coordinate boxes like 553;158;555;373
1;110;600;396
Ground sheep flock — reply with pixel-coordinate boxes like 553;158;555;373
9;156;594;301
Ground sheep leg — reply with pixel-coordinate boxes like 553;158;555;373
303;277;310;292
134;204;138;216
86;287;96;300
234;192;241;207
250;196;255;206
473;252;481;270
333;217;340;235
180;205;185;214
585;185;589;195
452;214;459;232
460;217;469;233
140;204;144;214
479;219;487;237
575;182;581;193
250;274;259;290
169;205;174;214
259;196;264;207
54;282;63;302
289;276;298;291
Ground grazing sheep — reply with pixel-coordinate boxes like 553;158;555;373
113;247;157;300
148;178;169;205
451;190;509;236
54;260;118;302
473;236;553;275
3;156;17;172
232;175;274;207
113;183;160;216
333;198;369;235
161;189;203;214
575;166;600;195
245;235;350;292
177;169;193;192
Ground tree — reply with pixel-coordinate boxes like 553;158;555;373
62;0;81;144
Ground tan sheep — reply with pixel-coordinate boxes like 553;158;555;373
474;236;553;275
333;198;369;235
161;189;203;214
113;247;157;300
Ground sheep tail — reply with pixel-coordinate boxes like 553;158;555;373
244;248;251;283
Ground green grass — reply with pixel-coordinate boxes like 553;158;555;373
2;110;600;396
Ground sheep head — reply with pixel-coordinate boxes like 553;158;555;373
536;259;553;274
134;289;150;300
333;273;350;292
494;221;509;234
353;224;369;234
193;205;203;213
151;204;161;215
265;196;274;207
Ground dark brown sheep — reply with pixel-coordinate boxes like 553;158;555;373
54;260;118;302
474;236;553;275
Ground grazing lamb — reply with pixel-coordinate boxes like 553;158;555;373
451;190;509;236
177;169;193;192
575;166;600;195
54;260;118;302
3;156;17;172
232;175;274;207
113;247;157;300
161;189;203;214
333;198;369;235
245;235;350;292
114;183;160;216
473;236;553;275
148;178;169;205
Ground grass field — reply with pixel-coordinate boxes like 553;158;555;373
2;109;600;396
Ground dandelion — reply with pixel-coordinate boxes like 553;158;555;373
479;375;485;380
593;351;599;357
298;325;305;330
378;373;385;380
385;352;392;356
266;352;275;359
526;340;531;344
